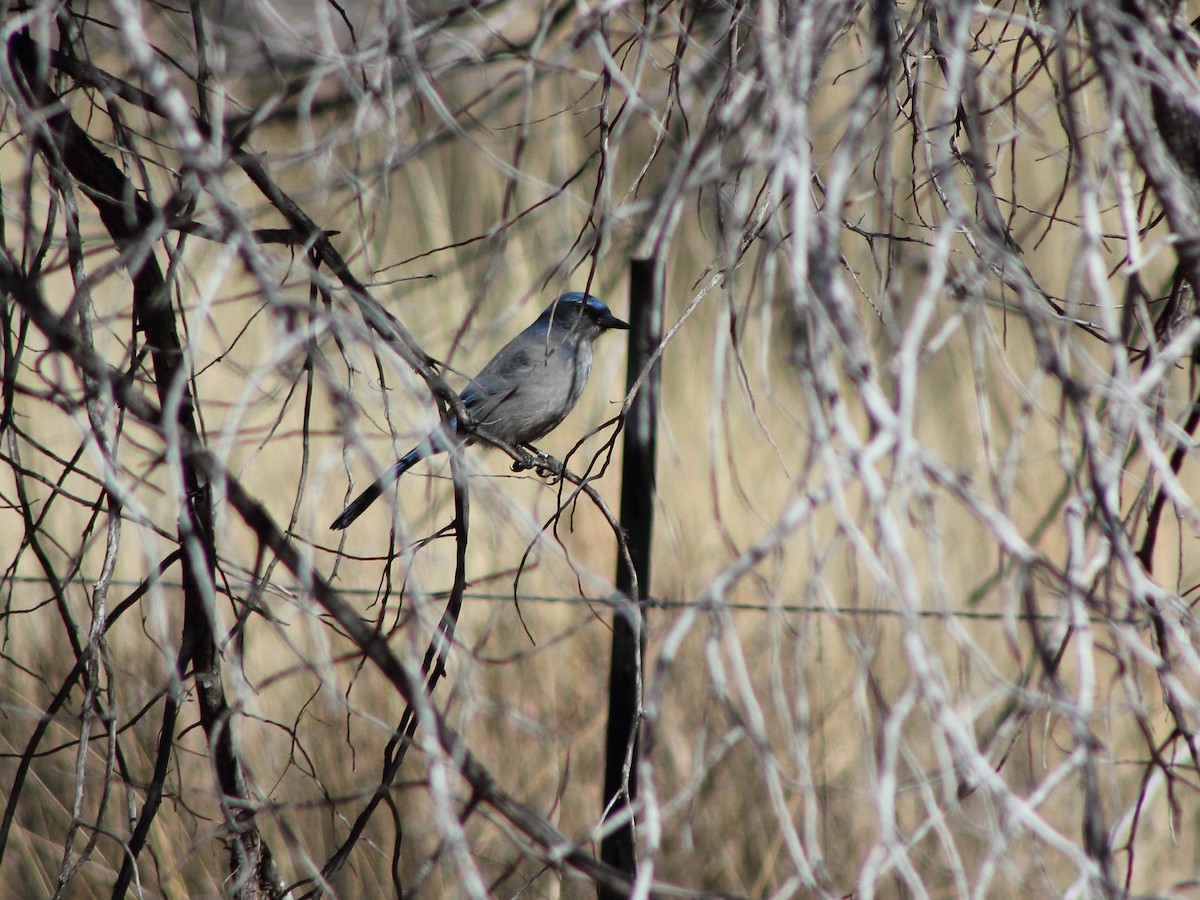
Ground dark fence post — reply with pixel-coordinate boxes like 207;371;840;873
599;257;661;896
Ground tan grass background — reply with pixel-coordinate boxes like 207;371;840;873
3;2;1200;897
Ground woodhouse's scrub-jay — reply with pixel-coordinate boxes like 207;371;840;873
331;292;629;530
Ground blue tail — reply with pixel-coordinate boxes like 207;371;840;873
330;447;423;530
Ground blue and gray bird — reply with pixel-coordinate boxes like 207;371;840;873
331;292;629;530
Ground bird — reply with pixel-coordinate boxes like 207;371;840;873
331;291;629;530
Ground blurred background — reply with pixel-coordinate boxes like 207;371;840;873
3;0;1200;896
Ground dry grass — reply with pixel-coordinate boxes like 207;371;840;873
3;2;1200;897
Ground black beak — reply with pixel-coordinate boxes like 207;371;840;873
604;313;630;331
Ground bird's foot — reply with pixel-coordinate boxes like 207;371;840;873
511;449;559;480
533;449;560;481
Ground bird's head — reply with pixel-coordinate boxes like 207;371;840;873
536;292;630;337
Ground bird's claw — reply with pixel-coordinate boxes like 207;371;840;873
533;451;560;481
511;450;558;481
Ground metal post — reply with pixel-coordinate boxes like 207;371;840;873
599;257;660;896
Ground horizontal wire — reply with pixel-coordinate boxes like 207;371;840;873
0;575;1134;623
